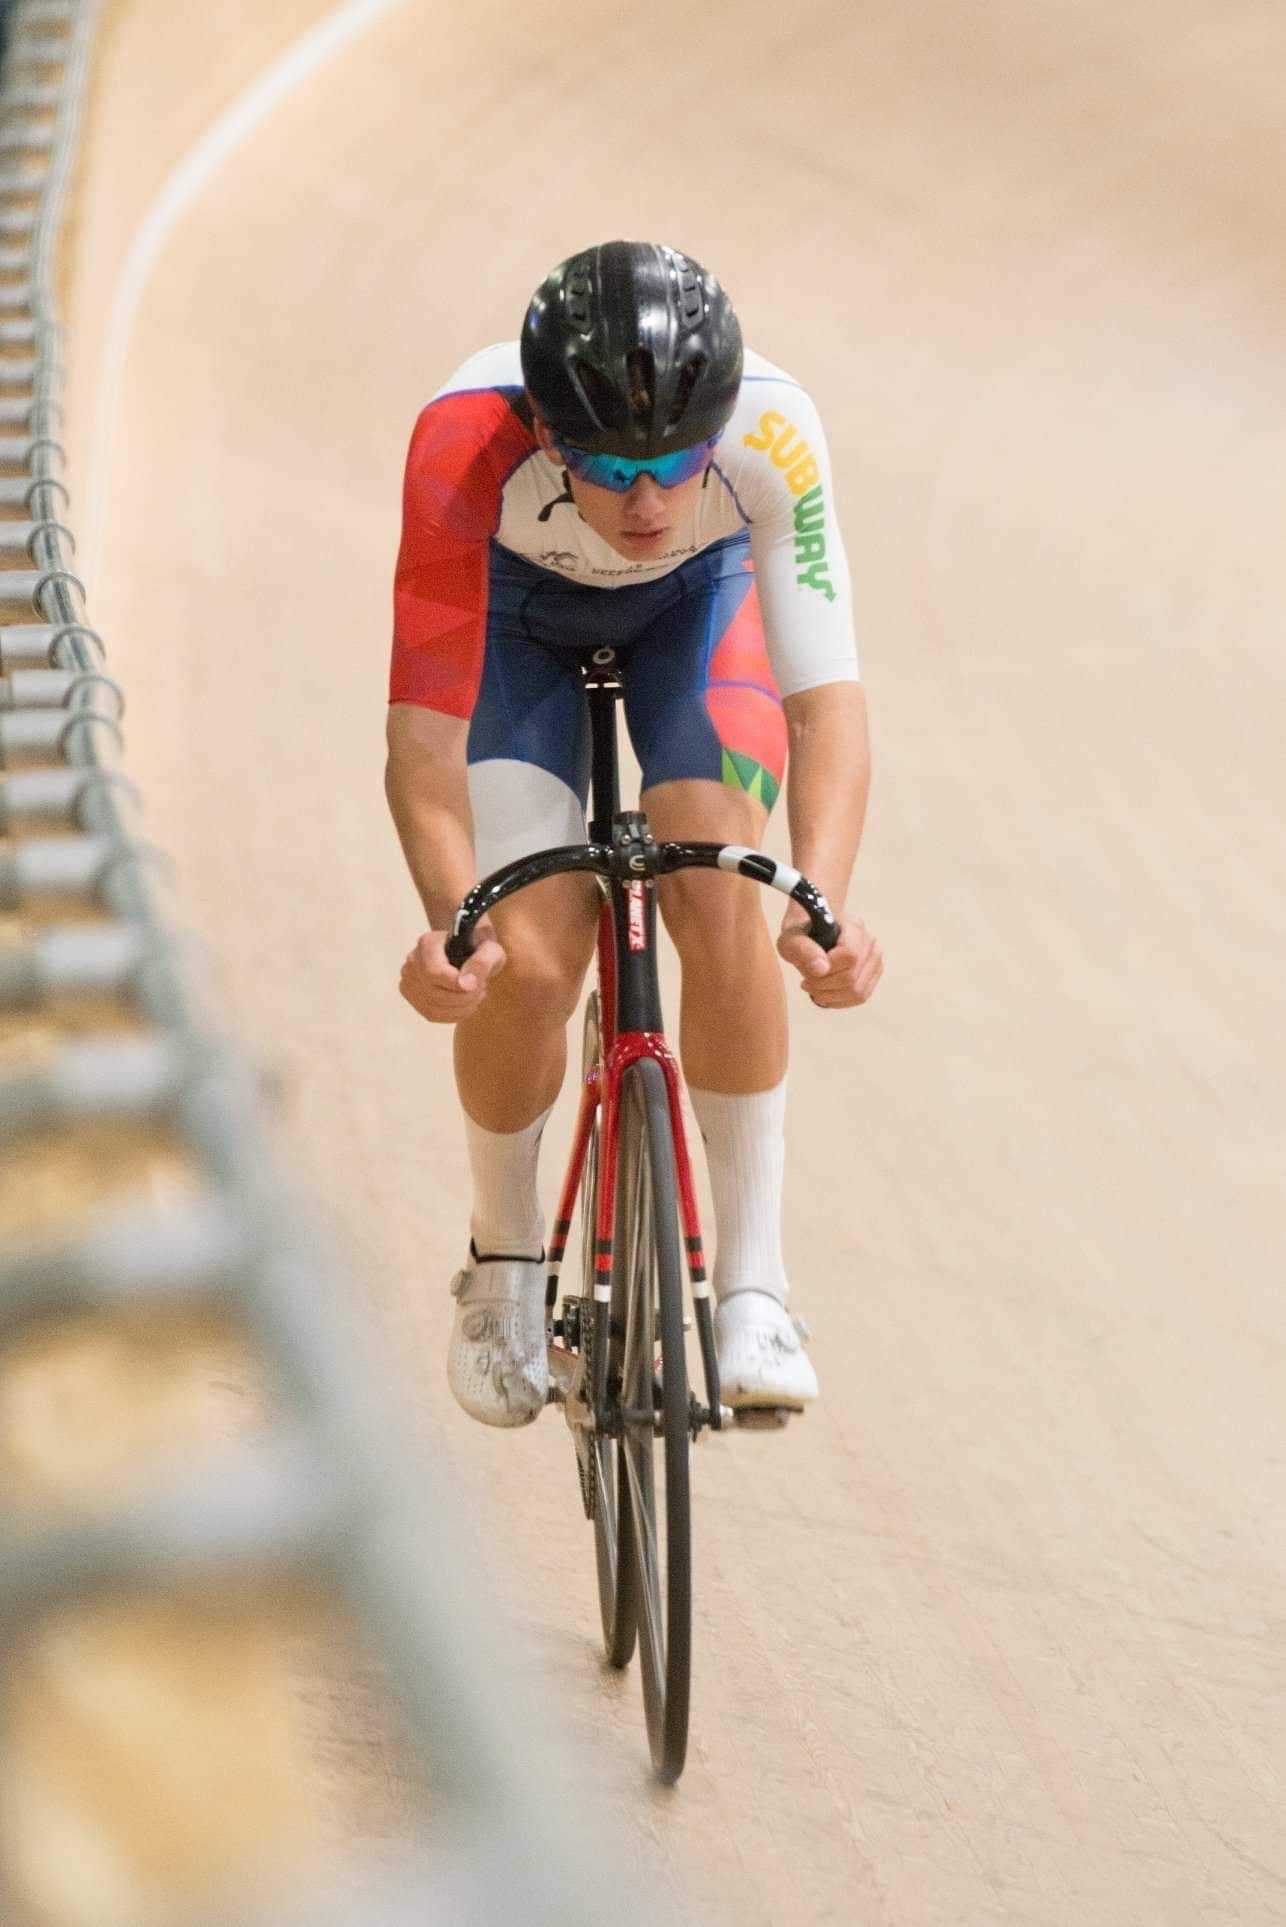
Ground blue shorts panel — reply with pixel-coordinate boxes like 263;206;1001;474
468;534;784;805
466;580;592;801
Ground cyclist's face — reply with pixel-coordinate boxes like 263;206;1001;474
531;410;710;561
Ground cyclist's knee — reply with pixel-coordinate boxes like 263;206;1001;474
659;868;766;967
488;885;596;1024
489;937;588;1024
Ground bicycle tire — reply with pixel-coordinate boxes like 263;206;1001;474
615;1055;691;1783
577;994;637;1665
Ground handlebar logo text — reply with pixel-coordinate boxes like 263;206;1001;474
627;881;648;953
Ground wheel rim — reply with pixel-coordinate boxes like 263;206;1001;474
622;1134;663;1692
617;1072;688;1774
580;996;636;1665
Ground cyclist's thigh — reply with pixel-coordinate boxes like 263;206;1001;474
622;534;787;831
642;773;768;847
467;552;592;876
467;551;604;980
643;773;773;953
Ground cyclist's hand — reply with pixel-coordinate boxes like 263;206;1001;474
399;923;506;1023
777;909;883;1008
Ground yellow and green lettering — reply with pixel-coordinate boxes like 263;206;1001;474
770;426;807;469
793;484;836;602
748;417;837;601
743;409;786;453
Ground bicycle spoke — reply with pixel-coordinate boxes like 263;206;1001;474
621;1136;649;1390
570;994;637;1669
623;1445;666;1682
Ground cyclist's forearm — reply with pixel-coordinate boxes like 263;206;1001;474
388;784;477;926
384;706;477;926
782;681;870;910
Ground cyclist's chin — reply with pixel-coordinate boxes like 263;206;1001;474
608;528;671;557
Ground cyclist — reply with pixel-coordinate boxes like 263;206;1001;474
387;241;882;1428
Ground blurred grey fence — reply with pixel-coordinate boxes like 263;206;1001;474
0;4;644;1922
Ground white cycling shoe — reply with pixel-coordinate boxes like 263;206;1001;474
715;1290;819;1412
447;1245;548;1428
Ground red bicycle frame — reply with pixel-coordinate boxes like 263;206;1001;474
546;889;709;1332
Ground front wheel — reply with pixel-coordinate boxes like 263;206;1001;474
614;1056;691;1784
577;993;636;1666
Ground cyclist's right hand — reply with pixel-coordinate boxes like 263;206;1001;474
398;923;506;1023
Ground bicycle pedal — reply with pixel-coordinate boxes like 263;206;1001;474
732;1405;796;1431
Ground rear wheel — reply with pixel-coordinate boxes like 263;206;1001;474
614;1056;691;1783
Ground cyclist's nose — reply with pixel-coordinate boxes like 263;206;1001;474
624;474;667;518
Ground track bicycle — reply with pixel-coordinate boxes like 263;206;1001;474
446;650;839;1784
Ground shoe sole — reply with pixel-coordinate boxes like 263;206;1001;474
732;1404;801;1429
722;1381;813;1413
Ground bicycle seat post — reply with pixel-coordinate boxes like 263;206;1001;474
582;649;624;844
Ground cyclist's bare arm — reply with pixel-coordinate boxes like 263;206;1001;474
385;704;476;923
783;682;869;905
778;682;883;1006
385;704;505;1015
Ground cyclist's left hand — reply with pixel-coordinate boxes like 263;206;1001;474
777;909;883;1007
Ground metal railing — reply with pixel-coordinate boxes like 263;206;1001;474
0;5;650;1921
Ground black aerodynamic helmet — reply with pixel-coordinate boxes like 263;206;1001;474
520;240;743;458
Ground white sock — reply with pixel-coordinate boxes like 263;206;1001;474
688;1081;788;1306
463;1105;552;1260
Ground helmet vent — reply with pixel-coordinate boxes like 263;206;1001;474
565;270;593;332
677;268;705;331
571;356;618;428
667;354;706;429
625;348;655;424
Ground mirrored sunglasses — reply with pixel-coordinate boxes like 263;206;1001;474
554;436;719;493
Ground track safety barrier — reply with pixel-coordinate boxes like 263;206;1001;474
0;6;659;1923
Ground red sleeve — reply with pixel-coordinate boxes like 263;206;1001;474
389;390;534;716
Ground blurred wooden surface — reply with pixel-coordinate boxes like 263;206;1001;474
33;1;1286;1920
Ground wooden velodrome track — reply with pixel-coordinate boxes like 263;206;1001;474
54;1;1286;1920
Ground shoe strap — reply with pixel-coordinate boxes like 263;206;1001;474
719;1290;812;1346
469;1239;546;1267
